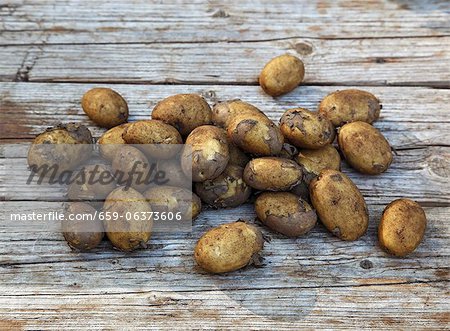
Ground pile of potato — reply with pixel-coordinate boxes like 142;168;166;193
27;54;427;273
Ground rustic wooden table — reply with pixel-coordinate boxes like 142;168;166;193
1;0;449;329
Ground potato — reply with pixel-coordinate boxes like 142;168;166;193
122;120;182;159
98;123;131;161
259;54;305;97
243;157;302;191
82;88;128;128
318;89;381;127
228;142;250;168
255;192;316;237
152;94;212;136
295;145;341;183
144;186;202;222
181;125;229;182
195;164;252;208
62;202;104;251
28;123;93;176
309;169;368;241
279;108;335;149
194;221;264;273
212;99;264;128
378;199;427;257
67;164;117;209
278;143;298;160
157;159;191;189
103;186;153;251
338;121;393;175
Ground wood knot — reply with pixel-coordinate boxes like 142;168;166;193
360;260;373;269
293;42;313;56
212;9;229;18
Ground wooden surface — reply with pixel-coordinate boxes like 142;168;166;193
0;0;449;329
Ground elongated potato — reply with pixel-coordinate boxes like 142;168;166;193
212;99;264;128
310;169;368;241
255;192;316;237
181;125;229;182
243;157;302;191
82;88;128;128
152;94;212;136
318;89;381;127
338;121;393;175
194;221;264;273
98;123;131;161
279;108;335;149
379;199;427;257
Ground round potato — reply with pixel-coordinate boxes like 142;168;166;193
144;186;202;222
81;88;128;128
243;157;302;191
122;120;182;159
279;108;335;149
309;169;368;241
194;221;264;273
98;123;131;161
259;54;305;97
195;164;252;208
157;159;191;189
62;202;104;251
295;145;341;183
212;99;264;128
338;121;393;175
152;94;212;136
103;186;153;251
255;192;317;237
318;89;381;127
378;199;427;257
181;125;229;182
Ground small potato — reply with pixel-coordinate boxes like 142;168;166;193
278;143;298;160
152;94;212;136
144;186;202;222
122;120;182;159
259;54;305;97
378;199;427;257
194;221;264;273
82;88;128;128
338;121;393;175
212;99;264;128
279;108;335;149
310;170;368;241
103;186;153;251
181;125;229;182
318;89;381;127
228;142;251;168
98;123;131;161
255;192;316;237
62;202;104;251
157;159;191;189
243;157;302;191
195;164;252;208
295;145;341;183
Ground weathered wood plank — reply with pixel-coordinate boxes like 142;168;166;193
1;0;449;45
2;37;449;86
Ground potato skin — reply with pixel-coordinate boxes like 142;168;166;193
318;89;381;127
212;99;264;128
103;186;153;251
338;121;393;175
111;146;151;192
295;145;341;183
310;169;368;241
228;142;250;168
195;164;252;208
62;202;104;251
378;199;426;257
194;221;264;273
181;125;229;182
98;123;131;161
255;192;316;237
152;94;212;136
243;157;302;191
280;108;335;149
259;54;305;97
82;88;128;128
157;159;191;189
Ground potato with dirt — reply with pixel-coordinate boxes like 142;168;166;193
279;108;335;149
295;145;341;183
259;54;305;97
194;221;264;273
318;89;381;127
255;192;316;237
181;125;229;182
338;121;393;175
309;169;368;241
82;88;129;128
103;186;153;251
151;94;212;136
378;199;427;257
243;157;302;191
212;99;264;128
157;159;191;189
98;123;131;161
